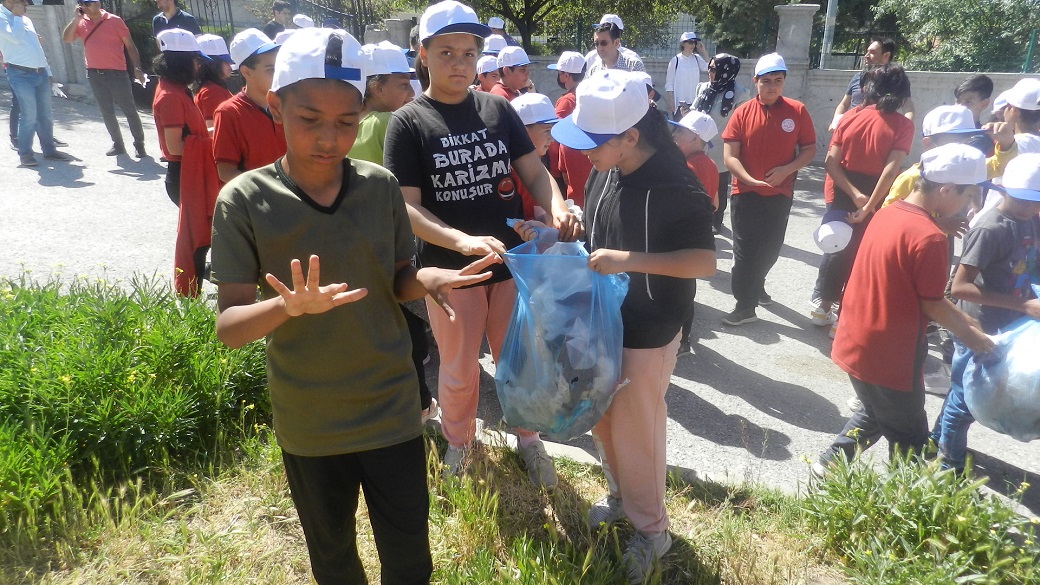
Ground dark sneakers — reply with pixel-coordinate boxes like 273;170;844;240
134;143;148;158
722;307;758;326
18;154;38;167
43;152;74;161
758;291;774;306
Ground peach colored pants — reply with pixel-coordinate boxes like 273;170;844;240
426;279;537;447
592;334;680;534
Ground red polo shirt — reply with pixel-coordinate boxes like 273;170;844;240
152;78;208;162
555;91;576;118
74;11;130;71
489;82;519;101
194;81;233;122
685;150;719;209
212;91;287;173
721;95;816;197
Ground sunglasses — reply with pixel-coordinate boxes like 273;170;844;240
594;40;614;47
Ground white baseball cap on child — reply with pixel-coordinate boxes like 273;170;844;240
157;29;211;59
271;27;366;95
547;51;585;74
419;0;491;42
487;16;505;29
669;110;719;143
274;29;295;45
992;90;1009;113
1004;78;1040;111
511;93;559;126
922;105;980;136
679;31;700;42
230;28;278;69
497;46;530;68
551;70;649;151
197;34;233;63
1000;153;1040;201
483;34;507;55
754;53;786;76
920;143;988;186
293;14;315;28
476;55;498;75
362;41;411;76
597;14;623;30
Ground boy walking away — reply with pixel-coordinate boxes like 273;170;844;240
930;154;1040;474
211;27;496;584
490;45;530;101
813;144;996;475
670;110;718;355
721;53;816;325
547;51;591;208
212;28;283;185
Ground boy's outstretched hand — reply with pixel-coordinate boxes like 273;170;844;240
266;255;369;317
418;253;501;321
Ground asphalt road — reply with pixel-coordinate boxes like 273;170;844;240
3;93;1037;514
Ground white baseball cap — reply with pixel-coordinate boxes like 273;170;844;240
230;28;279;69
293;14;315;28
487;16;505;29
419;0;491;42
482;34;507;55
992;90;1009;113
754;52;786;76
157;29;211;59
274;29;294;45
547;51;585;74
511;93;559;126
197;34;233;63
476;55;498;75
362;41;411;76
497;46;530;68
1003;78;1040;111
999;153;1040;201
679;31;700;42
271;27;366;95
597;14;623;30
922;105;980;137
813;210;853;253
670;110;718;143
551;70;649;150
920;143;988;186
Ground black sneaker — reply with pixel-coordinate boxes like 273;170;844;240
759;291;773;306
43;152;74;161
722;307;758;326
677;340;692;355
106;145;127;156
134;143;148;158
18;154;38;167
9;136;17;150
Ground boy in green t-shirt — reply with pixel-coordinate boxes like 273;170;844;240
210;27;495;583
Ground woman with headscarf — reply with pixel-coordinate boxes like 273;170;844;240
693;53;750;232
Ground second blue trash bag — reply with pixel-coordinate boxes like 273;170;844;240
494;229;628;442
964;313;1040;442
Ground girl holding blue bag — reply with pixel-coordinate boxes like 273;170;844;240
548;70;716;583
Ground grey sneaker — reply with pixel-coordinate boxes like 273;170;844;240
587;494;624;530
442;444;470;478
18;154;37;167
623;530;672;583
518;440;558;490
722;307;757;326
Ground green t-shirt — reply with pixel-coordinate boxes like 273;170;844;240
210;159;419;456
348;110;392;166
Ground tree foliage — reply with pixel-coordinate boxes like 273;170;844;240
874;0;1040;72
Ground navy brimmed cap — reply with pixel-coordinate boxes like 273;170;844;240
551;70;649;150
230;28;279;69
271;27;365;95
157;29;211;60
511;93;559;125
419;1;491;42
197;34;233;64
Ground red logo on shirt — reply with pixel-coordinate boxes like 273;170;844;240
498;176;516;200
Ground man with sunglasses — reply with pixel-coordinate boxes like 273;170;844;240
585;14;644;76
0;0;72;166
62;0;147;157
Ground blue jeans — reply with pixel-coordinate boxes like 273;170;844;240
929;340;973;471
7;67;56;157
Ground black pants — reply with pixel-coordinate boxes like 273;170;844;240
282;437;433;585
811;190;872;306
713;171;731;230
401;304;431;410
165;160;181;207
730;192;793;310
87;69;145;150
680;279;697;343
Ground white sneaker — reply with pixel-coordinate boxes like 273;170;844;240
518;440;558;490
847;396;862;411
809;307;836;326
924;363;952;395
623;530;672;583
587;494;624;530
421;397;440;424
810;460;829;480
442;444;470;478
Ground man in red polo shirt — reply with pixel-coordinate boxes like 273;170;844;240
721;53;816;325
489;45;529;102
62;0;147;157
212;28;284;184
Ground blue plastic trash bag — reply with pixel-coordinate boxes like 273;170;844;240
494;227;628;442
964;300;1040;442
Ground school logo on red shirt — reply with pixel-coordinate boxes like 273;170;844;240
781;118;796;133
498;176;516;200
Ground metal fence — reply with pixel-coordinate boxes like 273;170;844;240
809;28;901;70
291;0;374;40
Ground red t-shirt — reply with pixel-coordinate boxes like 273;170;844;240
721;95;816;197
555;91;576;118
489;82;519;101
824;105;914;203
510;169;538;220
685;150;719;209
194;81;233;122
212;91;287;172
831;201;950;392
152;79;208;162
75;11;130;71
556;143;591;208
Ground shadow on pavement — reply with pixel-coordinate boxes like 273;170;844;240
109;155;164;181
972;451;1040;516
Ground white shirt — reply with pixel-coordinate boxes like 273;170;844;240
584;46;645;75
0;5;50;72
1015;133;1040;154
665;52;708;107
